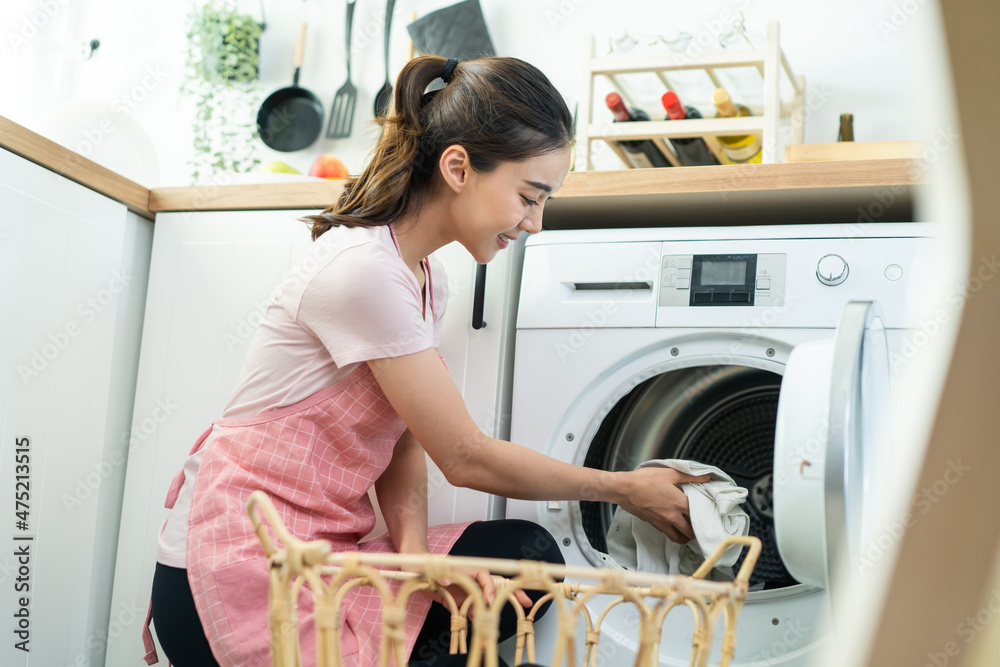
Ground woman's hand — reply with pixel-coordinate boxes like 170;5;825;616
616;468;711;544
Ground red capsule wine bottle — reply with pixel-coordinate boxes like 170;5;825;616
661;91;720;166
605;92;672;168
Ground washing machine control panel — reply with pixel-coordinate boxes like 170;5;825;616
659;253;787;307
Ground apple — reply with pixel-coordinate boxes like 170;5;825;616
309;154;349;179
260;161;301;174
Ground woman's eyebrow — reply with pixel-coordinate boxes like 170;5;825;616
523;180;552;193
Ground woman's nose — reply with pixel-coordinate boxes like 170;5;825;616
521;211;543;235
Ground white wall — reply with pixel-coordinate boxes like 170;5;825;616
2;0;930;187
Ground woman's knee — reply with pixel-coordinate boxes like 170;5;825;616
505;520;564;565
458;519;564;565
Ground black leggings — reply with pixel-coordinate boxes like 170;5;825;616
150;562;220;666
151;519;561;667
409;520;562;666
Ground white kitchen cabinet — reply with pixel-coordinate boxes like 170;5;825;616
107;209;314;666
0;147;152;667
425;239;525;524
108;210;520;664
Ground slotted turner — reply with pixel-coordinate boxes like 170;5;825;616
326;0;358;139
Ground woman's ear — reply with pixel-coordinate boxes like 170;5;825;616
438;144;471;194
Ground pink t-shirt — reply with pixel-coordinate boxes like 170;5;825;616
156;222;448;567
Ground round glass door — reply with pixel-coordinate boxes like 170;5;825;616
774;301;891;592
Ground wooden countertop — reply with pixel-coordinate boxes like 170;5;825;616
2;114;924;227
0;115;152;219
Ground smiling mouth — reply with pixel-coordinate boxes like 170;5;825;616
496;234;517;250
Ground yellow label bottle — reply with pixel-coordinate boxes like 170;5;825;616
712;88;762;164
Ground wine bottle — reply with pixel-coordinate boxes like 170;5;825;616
711;88;762;164
838;114;854;141
605;93;672;169
661;91;720;166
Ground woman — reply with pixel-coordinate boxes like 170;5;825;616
144;55;708;667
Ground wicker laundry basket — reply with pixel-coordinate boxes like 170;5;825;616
246;491;762;667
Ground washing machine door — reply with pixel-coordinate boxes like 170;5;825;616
774;300;890;592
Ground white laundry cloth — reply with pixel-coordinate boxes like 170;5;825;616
605;459;750;581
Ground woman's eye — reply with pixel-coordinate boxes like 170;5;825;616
521;195;538;207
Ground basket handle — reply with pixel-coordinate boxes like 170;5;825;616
246;490;331;568
690;535;762;586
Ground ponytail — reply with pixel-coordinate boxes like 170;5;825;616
301;55;574;241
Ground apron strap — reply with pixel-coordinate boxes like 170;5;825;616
164;425;215;509
141;598;159;665
424;256;435;322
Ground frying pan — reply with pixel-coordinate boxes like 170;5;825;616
257;22;324;152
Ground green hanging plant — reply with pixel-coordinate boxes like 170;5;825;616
181;0;265;183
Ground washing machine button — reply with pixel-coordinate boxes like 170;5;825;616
676;278;690;289
756;277;772;290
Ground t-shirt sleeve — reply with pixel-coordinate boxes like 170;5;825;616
289;241;433;366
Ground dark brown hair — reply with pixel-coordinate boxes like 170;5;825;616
300;55;574;241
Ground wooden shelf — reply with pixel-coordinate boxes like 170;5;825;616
544;159;922;229
557;158;920;198
1;114;924;228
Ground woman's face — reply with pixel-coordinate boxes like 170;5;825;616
448;147;572;264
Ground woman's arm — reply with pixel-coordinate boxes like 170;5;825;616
374;425;531;608
368;349;709;544
374;428;429;555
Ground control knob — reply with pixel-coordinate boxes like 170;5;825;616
816;254;849;286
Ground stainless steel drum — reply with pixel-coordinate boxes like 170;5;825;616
579;365;797;590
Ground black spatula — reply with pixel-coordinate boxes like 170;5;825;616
326;0;358;138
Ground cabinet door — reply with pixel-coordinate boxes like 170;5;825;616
367;238;525;528
107;210;313;666
0;148;151;667
423;240;525;525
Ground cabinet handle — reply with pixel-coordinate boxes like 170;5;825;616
472;264;487;330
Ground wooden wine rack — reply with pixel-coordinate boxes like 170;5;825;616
576;20;805;169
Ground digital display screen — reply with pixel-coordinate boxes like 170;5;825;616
699;260;746;285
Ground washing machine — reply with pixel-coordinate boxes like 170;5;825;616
503;222;937;666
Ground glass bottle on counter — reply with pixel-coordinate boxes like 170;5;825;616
605;92;673;169
660;91;720;166
711;88;763;164
838;114;854;141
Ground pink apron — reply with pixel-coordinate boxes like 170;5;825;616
142;255;474;666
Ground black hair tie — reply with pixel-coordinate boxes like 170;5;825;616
441;58;459;83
